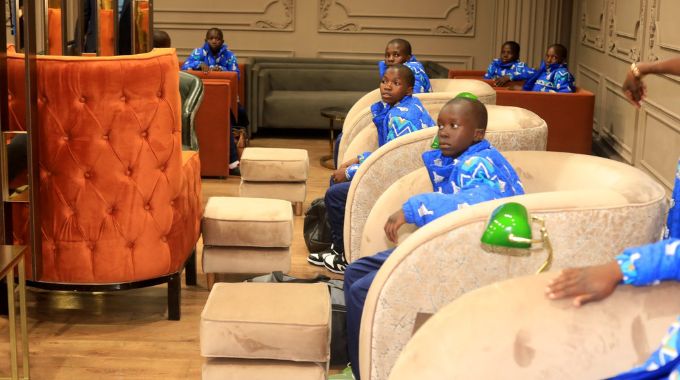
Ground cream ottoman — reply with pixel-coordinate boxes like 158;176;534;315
239;147;309;216
201;282;331;380
202;197;293;289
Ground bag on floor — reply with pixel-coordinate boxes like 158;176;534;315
303;198;332;253
232;127;249;160
247;272;349;366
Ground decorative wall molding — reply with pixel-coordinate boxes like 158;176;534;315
317;0;476;36
576;63;602;131
646;0;680;83
580;0;606;51
637;100;680;189
316;51;474;69
155;0;295;32
602;77;637;163
606;0;645;63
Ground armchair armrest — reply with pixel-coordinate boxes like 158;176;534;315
391;273;680;379
195;80;232;177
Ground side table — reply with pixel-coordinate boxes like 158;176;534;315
1;245;29;380
320;107;349;170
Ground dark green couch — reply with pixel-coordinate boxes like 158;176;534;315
247;57;448;134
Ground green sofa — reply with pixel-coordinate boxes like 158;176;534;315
247;57;448;134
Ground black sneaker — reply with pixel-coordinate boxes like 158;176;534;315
307;244;337;266
229;167;241;177
323;251;348;274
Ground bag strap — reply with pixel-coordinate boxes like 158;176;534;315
272;271;331;283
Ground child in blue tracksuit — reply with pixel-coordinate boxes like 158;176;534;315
333;39;432;167
547;159;680;379
341;95;525;380
181;27;244;174
523;43;575;93
309;65;436;274
484;40;536;87
378;38;432;94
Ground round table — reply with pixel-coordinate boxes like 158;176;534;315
320;107;349;170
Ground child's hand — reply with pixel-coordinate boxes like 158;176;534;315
332;169;347;183
199;63;209;73
384;210;406;243
494;76;511;87
545;261;623;307
210;66;223;72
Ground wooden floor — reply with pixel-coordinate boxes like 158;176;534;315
0;132;343;379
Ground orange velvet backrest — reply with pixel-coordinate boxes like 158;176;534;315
6;48;194;283
195;80;231;177
47;8;62;55
448;69;487;79
183;71;238;116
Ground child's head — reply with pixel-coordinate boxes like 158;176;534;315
380;64;414;105
205;28;224;53
384;38;412;66
545;43;568;65
436;94;487;158
500;41;520;63
153;30;171;48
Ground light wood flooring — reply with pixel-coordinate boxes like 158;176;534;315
0;132;343;379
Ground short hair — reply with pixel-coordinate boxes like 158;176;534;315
549;43;568;61
387;64;415;88
205;28;224;40
502;41;520;57
153;30;171;48
443;96;488;130
387;38;412;56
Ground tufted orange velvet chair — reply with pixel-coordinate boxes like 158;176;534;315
6;48;202;320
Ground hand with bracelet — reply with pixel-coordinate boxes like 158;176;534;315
622;57;680;107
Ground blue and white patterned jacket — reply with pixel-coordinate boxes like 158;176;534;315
378;55;432;94
484;59;536;81
523;61;575;93
609;159;680;379
345;95;435;180
402;140;525;227
181;42;240;80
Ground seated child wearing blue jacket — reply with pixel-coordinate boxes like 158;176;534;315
308;65;436;274
333;39;432;167
342;95;525;380
379;38;431;94
181;27;244;174
523;43;575;93
484;40;535;87
547;158;680;379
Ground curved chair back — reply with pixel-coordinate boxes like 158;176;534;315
390;273;680;380
179;71;204;151
6;48;202;284
337;80;496;164
344;105;548;262
356;151;667;380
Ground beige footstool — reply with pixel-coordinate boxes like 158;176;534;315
239;147;309;216
201;282;331;380
202;197;293;289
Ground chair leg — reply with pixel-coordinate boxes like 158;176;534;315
206;273;215;291
167;273;181;321
294;202;303;216
185;249;197;286
0;279;7;316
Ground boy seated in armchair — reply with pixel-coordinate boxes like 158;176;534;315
379;38;432;94
340;95;525;380
308;64;436;273
522;43;575;93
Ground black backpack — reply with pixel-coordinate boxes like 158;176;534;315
303;197;332;252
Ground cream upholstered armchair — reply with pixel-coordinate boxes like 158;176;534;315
337;79;496;164
390;272;680;379
344;105;548;263
355;151;667;380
